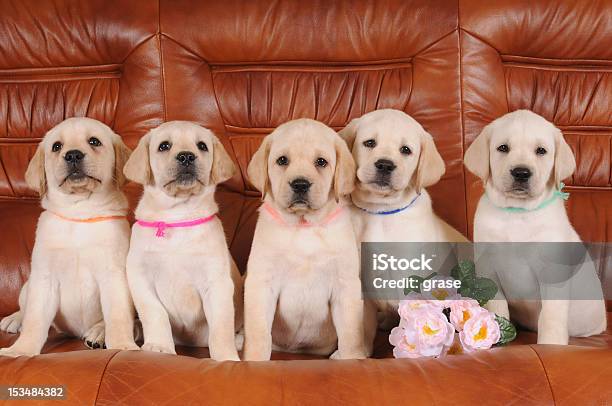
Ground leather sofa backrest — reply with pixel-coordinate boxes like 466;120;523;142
0;0;610;316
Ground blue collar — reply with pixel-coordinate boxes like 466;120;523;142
491;183;570;213
356;193;421;215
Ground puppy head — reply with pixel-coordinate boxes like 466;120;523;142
248;118;354;214
26;117;131;197
123;121;235;198
339;109;445;196
464;110;575;200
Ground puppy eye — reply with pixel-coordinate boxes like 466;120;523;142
197;141;208;151
51;142;62;152
315;157;328;168
363;139;376;148
88;137;102;147
158;141;171;152
400;146;412;155
496;144;509;153
536;147;547;155
276;156;289;166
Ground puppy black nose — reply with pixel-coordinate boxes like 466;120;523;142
374;159;396;173
510;167;532;181
176;151;196;166
64;150;84;164
290;178;312;194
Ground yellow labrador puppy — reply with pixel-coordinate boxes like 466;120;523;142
339;109;467;329
243;118;368;360
464;110;606;344
124;121;242;361
0;117;138;357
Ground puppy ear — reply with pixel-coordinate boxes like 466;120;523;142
415;130;445;192
123;132;152;185
25;142;47;196
553;129;576;186
338;117;360;151
247;136;271;199
112;135;132;188
464;124;491;182
333;137;356;200
209;136;236;185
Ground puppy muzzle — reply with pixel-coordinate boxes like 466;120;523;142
289;178;312;207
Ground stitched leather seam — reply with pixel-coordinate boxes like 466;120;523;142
0;196;38;202
0;150;15;196
457;1;470;238
211;62;412;73
527;345;557;405
0;64;122;76
502;54;612;66
120;33;157;65
93;350;121;406
0;72;121;84
157;0;167;122
504;62;612;73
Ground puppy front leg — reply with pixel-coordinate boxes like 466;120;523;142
331;277;366;360
243;270;279;361
484;294;510;320
201;269;240;361
0;274;58;357
538;299;569;345
98;264;139;351
537;268;571;345
127;266;176;354
0;281;28;334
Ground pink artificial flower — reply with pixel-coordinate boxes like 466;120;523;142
449;298;481;331
390;307;455;358
389;323;421;359
459;309;501;352
398;292;444;319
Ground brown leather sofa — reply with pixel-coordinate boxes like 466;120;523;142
1;0;610;404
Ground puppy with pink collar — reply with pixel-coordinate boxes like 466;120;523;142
124;121;242;361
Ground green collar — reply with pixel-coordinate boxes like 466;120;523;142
491;183;570;213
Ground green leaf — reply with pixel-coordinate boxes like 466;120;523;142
495;315;517;345
450;260;476;283
459;277;498;306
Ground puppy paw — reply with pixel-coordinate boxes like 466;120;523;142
83;322;105;350
330;350;366;360
537;334;569;345
0;312;22;334
107;342;140;351
142;342;176;355
0;347;38;358
213;354;240;362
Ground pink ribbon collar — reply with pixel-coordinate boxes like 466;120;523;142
262;202;344;227
136;213;216;237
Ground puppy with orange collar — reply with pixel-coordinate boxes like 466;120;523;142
124;121;242;361
0;118;138;356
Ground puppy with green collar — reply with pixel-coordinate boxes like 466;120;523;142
464;110;606;345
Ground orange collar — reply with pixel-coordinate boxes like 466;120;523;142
49;211;127;223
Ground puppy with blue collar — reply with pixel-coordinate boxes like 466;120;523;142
339;109;468;332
